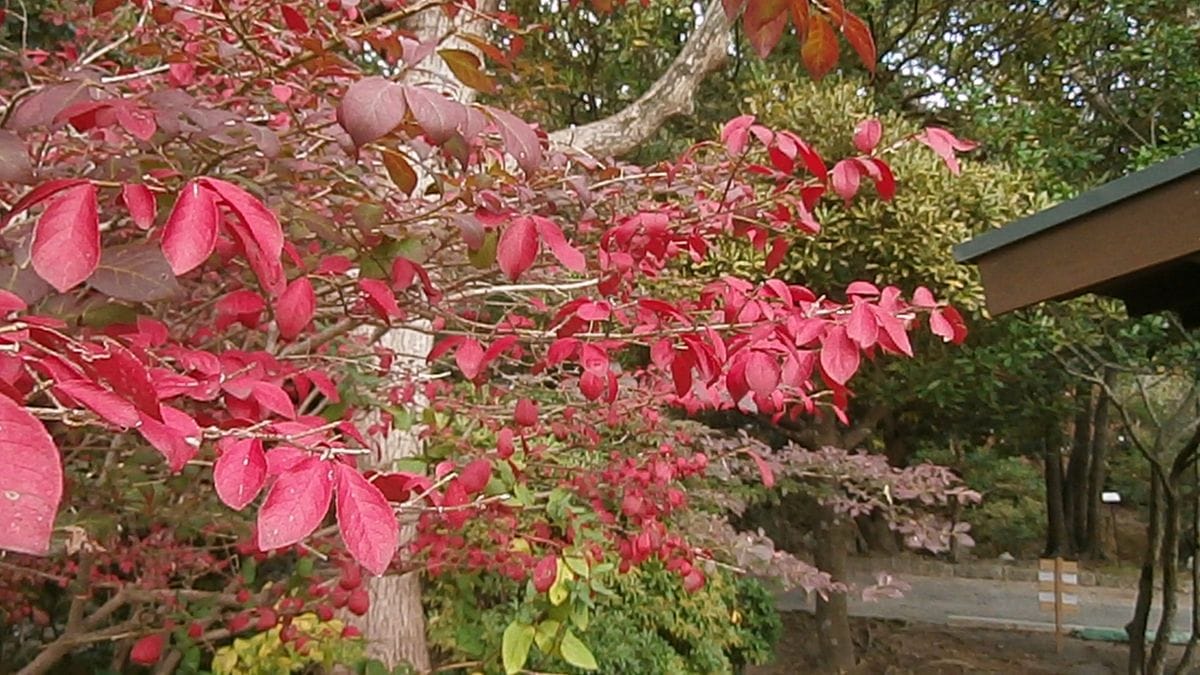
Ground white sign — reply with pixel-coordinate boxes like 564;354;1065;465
1102;491;1121;504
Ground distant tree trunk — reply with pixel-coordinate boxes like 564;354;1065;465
814;505;855;673
1148;478;1180;675
1043;438;1072;557
1084;368;1114;558
1128;475;1162;675
1065;383;1093;550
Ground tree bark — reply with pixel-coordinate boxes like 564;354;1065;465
1043;438;1072;557
814;505;855;673
546;0;733;158
1128;474;1162;675
1148;478;1180;675
1176;464;1200;673
1084;368;1114;558
1065;383;1093;551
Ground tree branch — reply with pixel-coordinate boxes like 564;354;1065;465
547;0;733;158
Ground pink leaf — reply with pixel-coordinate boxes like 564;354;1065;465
403;86;466;144
275;276;316;340
917;127;978;175
819;325;860;386
830;160;861;203
251;381;296;419
120;184;157;229
744;448;775;488
0;290;26;313
0;395;62;555
455;338;486;380
721;115;754;156
214;437;267;511
912;286;937;308
161;181;220;275
743;351;780;398
535;218;586;272
31;182;99;292
866;158;896;200
136;405;201;472
257;457;333;551
576;301;611;322
487;107;542;173
497;217;539;281
335;464;398;576
853;119;883;154
337;77;407;146
846;302;879;349
53;379;139;428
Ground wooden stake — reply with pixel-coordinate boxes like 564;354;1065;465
1054;556;1064;654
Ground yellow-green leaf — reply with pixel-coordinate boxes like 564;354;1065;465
501;621;535;675
559;629;598;671
534;619;560;652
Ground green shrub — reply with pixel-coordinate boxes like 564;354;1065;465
425;562;780;674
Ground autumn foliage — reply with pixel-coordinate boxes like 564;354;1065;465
0;0;973;670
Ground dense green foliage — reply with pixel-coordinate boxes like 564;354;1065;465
426;563;780;674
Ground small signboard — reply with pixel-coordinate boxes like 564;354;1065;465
1102;491;1121;504
1039;557;1080;653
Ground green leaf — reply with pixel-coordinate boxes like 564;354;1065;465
240;557;257;585
563;556;589;578
558;629;598;671
469;231;498;269
534;619;560;652
570;602;589;631
501;620;535;675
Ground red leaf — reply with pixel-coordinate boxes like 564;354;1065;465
455;338;486;380
281;6;309;33
459;458;492;494
866;158;895;200
514;398;538;427
1;179;88;228
497;217;539;281
853;119;882;153
275;276;316;340
576;301;611;322
359;278;402;320
846;302;879;349
257;457;333;551
744;448;775;488
129;634;165;666
0;290;26;313
841;11;876;73
115;104;156;141
801;15;839;80
137;405;200;472
744;351;781;398
92;0;125;17
744;0;789;58
214;437;267;511
487;107;542;173
0;396;62;555
533;554;556;592
120;184;157;229
819;325;860;386
162;181;220;275
251;381;296;419
335;463;398;576
53;380;139;428
337;77;407;146
535;218;586;272
86;342;161;420
198;178;284;271
31;182;99;292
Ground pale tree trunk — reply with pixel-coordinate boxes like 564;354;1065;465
349;0;737;667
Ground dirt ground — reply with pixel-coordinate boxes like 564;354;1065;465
746;613;1174;674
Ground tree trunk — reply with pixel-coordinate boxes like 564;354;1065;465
1043;438;1072;557
1176;467;1200;673
1128;474;1163;675
1084;368;1114;558
1065;383;1093;550
1148;479;1180;675
814;506;855;673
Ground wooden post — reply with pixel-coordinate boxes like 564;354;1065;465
1054;556;1064;654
